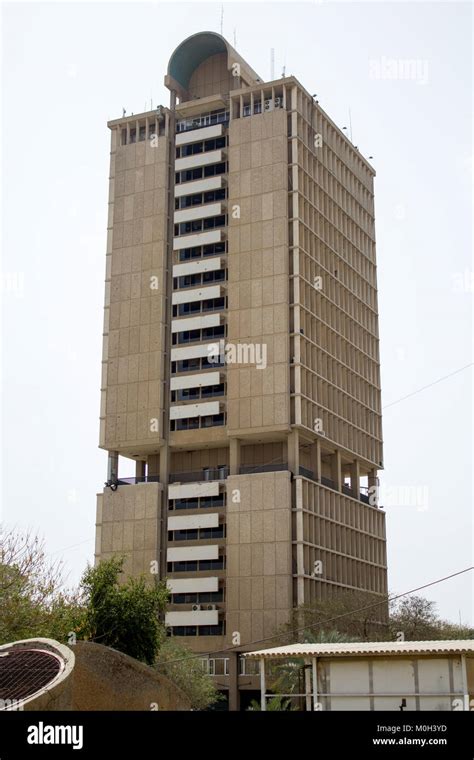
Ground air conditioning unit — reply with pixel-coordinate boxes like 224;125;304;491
192;604;201;612
206;604;217;611
264;98;274;112
274;97;282;108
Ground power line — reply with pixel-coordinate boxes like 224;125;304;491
155;565;474;667
383;362;473;410
50;537;94;556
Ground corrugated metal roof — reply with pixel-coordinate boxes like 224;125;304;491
244;640;474;659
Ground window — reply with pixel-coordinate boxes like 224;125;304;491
168;494;225;510
168;526;225;541
167;558;225;572
171;590;223;604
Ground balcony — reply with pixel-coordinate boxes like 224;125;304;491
113;475;160;486
298;468;373;505
169;467;229;484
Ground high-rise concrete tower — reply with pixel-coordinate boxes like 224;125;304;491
95;31;387;703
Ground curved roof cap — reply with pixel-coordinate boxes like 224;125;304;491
167;31;260;93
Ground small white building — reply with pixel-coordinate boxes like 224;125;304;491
244;640;474;711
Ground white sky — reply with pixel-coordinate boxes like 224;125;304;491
2;1;472;626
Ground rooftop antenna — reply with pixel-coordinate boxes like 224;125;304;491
270;48;275;80
342;109;353;143
233;28;237;48
220;4;224;36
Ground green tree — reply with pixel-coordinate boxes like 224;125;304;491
247;695;298;711
155;638;220;710
78;556;169;665
389;596;474;641
0;526;82;645
280;589;389;645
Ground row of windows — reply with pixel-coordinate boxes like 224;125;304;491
172;325;225;346
178;242;227;261
170;591;224;604
171;356;225;374
175;109;229;133
173;269;226;290
170;413;225;431
173;296;226;318
169;495;226;511
120;122;163;145
169;624;224;636
175;188;226;210
176;136;227;158
171;383;225;403
167;558;226;572
175;161;227;184
174;214;226;236
168;526;225;541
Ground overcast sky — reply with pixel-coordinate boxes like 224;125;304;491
2;1;472;626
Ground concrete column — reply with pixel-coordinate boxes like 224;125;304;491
159;445;169;485
260;659;266;711
287;429;300;474
135;460;146;480
330;450;342;491
312;658;318;710
350;460;360;497
368;468;379;507
311;439;321;481
305;662;312;711
228;651;240;712
107;451;118;482
229;438;241;476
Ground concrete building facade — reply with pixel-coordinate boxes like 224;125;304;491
95;31;387;706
